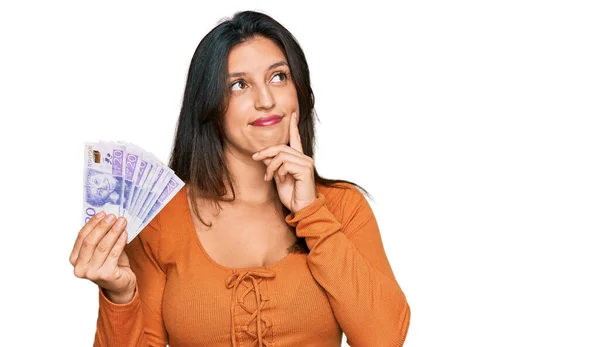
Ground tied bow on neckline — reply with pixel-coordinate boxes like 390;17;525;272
226;269;276;347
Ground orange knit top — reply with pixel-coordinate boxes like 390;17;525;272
93;183;410;346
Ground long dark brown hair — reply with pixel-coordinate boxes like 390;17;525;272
169;10;370;253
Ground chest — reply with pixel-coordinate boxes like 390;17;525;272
162;253;343;347
191;201;299;269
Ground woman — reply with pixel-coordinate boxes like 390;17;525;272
70;10;410;347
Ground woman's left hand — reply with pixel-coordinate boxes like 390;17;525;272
252;112;317;214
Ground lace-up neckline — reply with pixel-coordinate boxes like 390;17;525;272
226;269;277;347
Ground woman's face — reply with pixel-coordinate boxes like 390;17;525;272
222;36;299;157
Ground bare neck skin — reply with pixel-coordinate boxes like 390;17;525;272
221;145;279;207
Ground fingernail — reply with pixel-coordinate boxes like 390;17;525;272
104;214;115;223
264;174;267;181
252;152;259;158
96;211;106;219
115;217;125;227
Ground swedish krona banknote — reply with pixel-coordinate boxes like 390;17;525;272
82;142;184;243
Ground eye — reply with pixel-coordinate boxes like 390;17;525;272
271;72;289;83
230;80;247;91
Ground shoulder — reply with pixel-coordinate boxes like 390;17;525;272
317;182;373;224
126;186;190;266
133;186;189;246
156;186;189;226
318;181;369;204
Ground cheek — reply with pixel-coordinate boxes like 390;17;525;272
277;87;299;111
223;102;247;129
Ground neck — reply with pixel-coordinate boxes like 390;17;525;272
222;145;278;206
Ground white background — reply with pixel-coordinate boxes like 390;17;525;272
1;1;598;346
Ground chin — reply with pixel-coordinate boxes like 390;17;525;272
252;137;287;150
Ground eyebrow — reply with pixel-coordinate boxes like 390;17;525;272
227;61;289;78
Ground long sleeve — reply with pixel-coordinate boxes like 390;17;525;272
285;186;410;347
94;214;168;347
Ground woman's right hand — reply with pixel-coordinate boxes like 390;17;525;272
70;212;137;304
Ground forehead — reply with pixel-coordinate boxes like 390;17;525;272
227;36;287;74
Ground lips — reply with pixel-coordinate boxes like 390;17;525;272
251;115;283;126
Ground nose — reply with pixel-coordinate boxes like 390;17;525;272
254;84;275;110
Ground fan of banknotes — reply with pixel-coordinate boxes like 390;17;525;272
82;141;184;243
